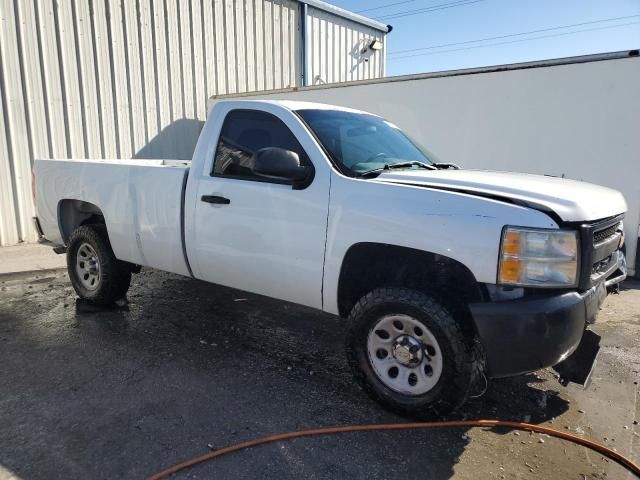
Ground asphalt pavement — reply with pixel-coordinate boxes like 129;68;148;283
0;268;638;479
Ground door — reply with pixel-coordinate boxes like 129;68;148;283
187;108;330;309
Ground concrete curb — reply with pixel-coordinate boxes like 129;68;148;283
0;243;66;275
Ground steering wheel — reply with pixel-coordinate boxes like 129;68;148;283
364;152;390;163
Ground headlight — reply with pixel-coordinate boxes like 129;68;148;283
498;227;579;287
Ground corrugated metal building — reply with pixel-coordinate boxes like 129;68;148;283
0;0;389;246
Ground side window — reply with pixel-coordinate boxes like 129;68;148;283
213;109;308;181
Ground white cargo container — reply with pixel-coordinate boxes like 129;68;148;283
210;51;640;276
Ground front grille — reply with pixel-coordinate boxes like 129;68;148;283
593;222;620;245
577;215;624;290
592;255;613;276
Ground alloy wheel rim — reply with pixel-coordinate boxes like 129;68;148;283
75;243;101;290
366;314;443;395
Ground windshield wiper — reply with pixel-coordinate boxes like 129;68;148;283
432;162;460;170
356;161;437;177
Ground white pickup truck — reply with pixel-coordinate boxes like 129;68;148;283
34;100;628;416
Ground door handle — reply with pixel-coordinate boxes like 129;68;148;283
201;195;231;205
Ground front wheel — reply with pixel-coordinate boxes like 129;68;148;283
67;225;131;305
346;287;480;418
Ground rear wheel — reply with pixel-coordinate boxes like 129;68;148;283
67;225;131;305
346;287;479;418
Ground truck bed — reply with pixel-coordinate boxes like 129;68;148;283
34;158;192;277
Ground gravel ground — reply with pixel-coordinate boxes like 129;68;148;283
0;268;638;479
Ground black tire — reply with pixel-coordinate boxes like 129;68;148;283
67;224;131;305
346;287;480;418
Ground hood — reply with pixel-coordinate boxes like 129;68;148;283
374;169;627;222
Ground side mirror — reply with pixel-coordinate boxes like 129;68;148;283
252;147;310;183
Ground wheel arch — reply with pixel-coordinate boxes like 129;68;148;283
336;242;487;322
58;199;107;244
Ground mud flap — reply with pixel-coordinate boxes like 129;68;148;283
553;330;601;388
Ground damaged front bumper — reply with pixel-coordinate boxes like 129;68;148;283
469;251;626;384
470;283;606;380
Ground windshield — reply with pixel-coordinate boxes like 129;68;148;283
296;109;434;176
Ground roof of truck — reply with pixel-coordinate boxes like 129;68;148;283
215;99;373;115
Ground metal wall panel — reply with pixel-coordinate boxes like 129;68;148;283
306;5;385;86
0;0;310;245
0;0;33;244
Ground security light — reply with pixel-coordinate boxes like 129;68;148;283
369;40;384;51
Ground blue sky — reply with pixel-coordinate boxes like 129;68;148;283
331;0;640;76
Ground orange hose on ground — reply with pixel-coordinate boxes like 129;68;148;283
148;420;640;479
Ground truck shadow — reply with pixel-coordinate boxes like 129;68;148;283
620;278;640;291
133;118;204;160
123;269;570;478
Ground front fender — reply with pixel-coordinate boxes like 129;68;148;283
322;172;558;315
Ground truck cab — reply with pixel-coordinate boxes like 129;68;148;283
34;100;627;417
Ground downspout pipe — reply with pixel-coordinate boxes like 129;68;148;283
301;3;308;86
